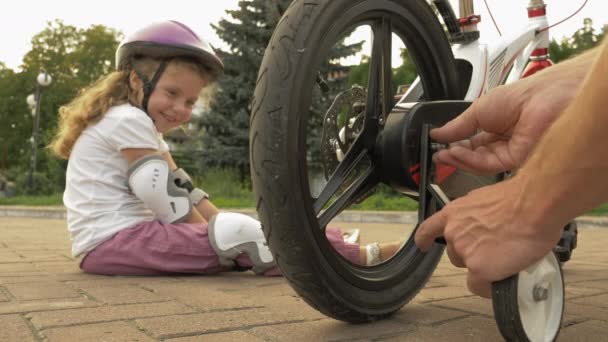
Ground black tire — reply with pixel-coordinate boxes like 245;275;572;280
250;0;460;322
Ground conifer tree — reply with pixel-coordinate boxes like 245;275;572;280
198;0;363;183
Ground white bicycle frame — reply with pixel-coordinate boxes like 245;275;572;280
399;0;551;103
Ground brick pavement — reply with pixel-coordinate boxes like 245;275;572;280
1;217;607;341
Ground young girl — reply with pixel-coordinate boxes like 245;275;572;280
49;20;398;276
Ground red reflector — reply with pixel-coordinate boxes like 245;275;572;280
410;164;457;186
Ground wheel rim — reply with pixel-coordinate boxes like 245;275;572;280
517;253;564;341
293;2;458;290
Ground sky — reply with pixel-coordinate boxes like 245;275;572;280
0;0;605;71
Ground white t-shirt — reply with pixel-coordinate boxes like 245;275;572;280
64;103;170;256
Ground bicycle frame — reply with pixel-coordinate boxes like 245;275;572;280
398;0;552;103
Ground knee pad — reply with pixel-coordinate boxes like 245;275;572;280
127;154;192;224
208;212;275;274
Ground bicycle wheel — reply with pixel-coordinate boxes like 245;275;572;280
250;0;460;322
492;253;564;342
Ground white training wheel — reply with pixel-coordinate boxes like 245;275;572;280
492;252;564;342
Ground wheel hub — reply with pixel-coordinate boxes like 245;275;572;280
375;100;472;193
516;252;564;341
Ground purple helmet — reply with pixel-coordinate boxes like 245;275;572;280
116;20;224;81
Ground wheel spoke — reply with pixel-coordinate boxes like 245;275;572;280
380;17;393;119
366;17;394;130
312;18;393;229
311;18;393;231
313;140;368;214
318;164;379;228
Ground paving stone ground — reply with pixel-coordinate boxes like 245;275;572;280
1;217;607;341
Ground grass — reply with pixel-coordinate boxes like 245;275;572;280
0;191;414;210
4;193;608;217
0;193;416;211
0;194;63;206
193;168;255;208
0;193;257;208
350;193;418;211
2;167;608;216
587;202;608;216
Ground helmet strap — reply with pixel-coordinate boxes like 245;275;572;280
134;60;168;114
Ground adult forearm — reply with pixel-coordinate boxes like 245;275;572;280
546;45;598;77
516;39;608;228
522;45;598;104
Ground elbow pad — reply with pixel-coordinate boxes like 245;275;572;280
127;155;192;224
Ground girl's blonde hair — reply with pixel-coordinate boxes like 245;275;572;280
49;57;209;159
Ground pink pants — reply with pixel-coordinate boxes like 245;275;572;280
80;220;360;276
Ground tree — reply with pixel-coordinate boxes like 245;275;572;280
22;20;120;137
569;18;603;52
0;66;30;176
0;20;120;194
347;48;417;93
197;1;287;182
347;55;370;89
393;49;418;91
548;38;575;63
549;18;605;63
69;25;122;85
198;0;363;183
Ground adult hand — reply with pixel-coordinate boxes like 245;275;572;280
415;177;564;298
432;60;587;175
416;45;602;298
